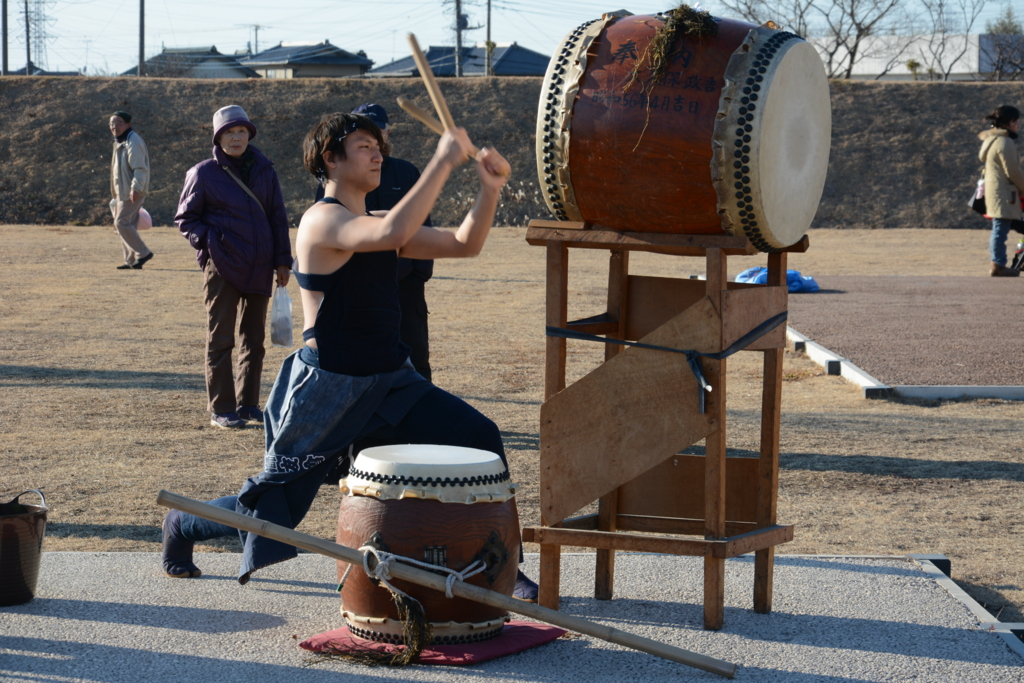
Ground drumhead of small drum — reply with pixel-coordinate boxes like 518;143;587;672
756;41;831;248
341;444;517;504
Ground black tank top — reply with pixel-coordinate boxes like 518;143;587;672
294;197;410;376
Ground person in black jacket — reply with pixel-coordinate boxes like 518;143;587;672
316;103;433;381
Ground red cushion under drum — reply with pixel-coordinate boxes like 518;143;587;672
299;621;567;665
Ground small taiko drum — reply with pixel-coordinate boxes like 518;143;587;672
336;445;520;645
537;10;831;251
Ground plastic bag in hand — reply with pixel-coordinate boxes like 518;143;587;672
270;285;294;348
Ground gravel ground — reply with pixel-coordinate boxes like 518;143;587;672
787;275;1024;386
1;552;1021;682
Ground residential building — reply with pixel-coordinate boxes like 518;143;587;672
368;42;550;77
122;46;259;78
239;41;373;78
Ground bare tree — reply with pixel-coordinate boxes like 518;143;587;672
717;0;815;37
811;0;911;78
980;6;1024;81
913;0;986;80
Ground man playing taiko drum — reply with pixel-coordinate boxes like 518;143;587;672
161;112;538;600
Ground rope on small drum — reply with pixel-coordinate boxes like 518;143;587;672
360;545;488;600
326;546;489;667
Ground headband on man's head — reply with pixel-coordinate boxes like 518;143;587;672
112;111;132;124
315;119;365;182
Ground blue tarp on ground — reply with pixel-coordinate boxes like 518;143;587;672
736;267;820;293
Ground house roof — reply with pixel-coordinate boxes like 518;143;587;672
121;46;259;78
239;41;373;68
368;42;550;77
10;63;80;76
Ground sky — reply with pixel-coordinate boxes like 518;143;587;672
3;0;1018;75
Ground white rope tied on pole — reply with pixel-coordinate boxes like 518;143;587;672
358;545;489;599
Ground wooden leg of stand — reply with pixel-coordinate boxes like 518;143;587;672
595;249;628;602
704;406;727;631
703;248;728;631
539;543;562;610
755;348;783;612
755;251;786;613
595;492;617;600
539;243;569;612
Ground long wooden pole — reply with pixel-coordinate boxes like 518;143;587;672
156;490;737;678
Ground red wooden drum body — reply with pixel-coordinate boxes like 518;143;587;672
537;11;831;250
336;445;520;645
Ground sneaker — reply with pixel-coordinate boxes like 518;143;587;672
132;252;154;269
162;509;201;578
210;412;245;429
237;405;264;423
116;263;134;270
513;569;539;602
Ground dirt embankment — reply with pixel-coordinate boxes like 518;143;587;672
1;77;1023;229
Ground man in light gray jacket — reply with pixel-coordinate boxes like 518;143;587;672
109;110;154;270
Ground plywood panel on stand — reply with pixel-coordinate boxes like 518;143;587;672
616;455;760;522
539;297;722;526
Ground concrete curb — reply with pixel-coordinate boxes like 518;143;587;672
786;326;1024;401
893;385;1024;400
787;326;892;397
908;553;1024;658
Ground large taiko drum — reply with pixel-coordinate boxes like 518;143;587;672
336;445;520;645
536;10;831;251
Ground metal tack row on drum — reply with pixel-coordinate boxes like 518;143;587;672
336;445;521;645
536;10;831;251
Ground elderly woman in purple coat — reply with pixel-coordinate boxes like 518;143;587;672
176;105;293;429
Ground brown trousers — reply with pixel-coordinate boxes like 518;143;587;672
203;262;269;414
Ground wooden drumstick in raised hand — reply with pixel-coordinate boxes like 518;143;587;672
407;33;457;132
397;95;482;156
396;95;509;176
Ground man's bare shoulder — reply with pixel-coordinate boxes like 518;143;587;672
299;200;356;234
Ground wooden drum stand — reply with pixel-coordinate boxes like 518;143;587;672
521;220;808;631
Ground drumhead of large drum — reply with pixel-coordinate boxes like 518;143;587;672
711;32;831;250
341;444;517;504
756;42;831;248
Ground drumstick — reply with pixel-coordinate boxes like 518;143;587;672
396;95;509;176
397;95;445;137
407;33;457;132
396;95;481;157
156;490;737;678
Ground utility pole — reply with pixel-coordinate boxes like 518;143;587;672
235;25;270;55
138;0;144;76
454;0;463;77
2;0;8;75
23;0;29;74
485;0;491;76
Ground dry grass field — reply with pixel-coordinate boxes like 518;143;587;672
2;225;1023;624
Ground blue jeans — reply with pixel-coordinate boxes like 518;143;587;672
177;383;506;543
991;219;1015;266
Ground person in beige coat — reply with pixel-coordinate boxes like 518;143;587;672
109;110;154;270
978;105;1024;277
